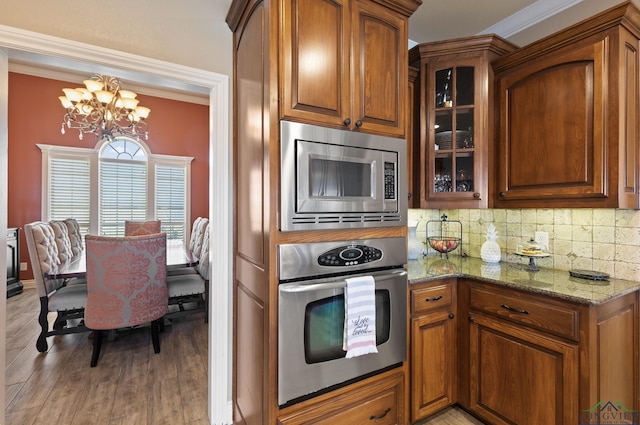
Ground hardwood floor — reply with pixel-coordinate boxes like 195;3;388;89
4;289;209;425
417;406;486;425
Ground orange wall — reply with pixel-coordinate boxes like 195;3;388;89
8;72;210;280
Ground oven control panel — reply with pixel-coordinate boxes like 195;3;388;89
318;245;383;266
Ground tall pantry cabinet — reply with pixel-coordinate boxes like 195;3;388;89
226;1;420;424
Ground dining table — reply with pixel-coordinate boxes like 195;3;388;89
45;239;198;280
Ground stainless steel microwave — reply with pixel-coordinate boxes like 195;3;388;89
280;120;407;231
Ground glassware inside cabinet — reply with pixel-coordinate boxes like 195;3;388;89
435;68;453;108
434;153;452;192
455;154;474;192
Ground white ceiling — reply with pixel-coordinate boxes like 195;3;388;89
408;0;629;47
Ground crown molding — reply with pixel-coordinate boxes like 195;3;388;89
479;0;584;38
8;62;209;105
0;25;217;101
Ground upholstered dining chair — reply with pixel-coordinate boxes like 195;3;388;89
168;217;209;277
24;221;88;352
124;220;161;236
85;233;168;367
166;224;210;322
64;218;84;259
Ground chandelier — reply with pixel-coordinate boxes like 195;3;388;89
59;74;151;141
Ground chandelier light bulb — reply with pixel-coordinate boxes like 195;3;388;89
135;106;151;119
59;96;73;109
63;88;82;102
118;90;137;99
59;74;150;141
83;79;104;92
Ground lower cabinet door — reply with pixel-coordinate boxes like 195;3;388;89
469;314;579;425
411;310;456;421
278;373;405;425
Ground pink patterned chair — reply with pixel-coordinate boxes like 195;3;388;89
85;233;168;367
124;220;161;236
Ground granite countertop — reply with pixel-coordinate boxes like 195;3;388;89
407;255;640;305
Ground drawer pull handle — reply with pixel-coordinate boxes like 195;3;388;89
370;408;391;420
501;304;529;314
425;295;443;302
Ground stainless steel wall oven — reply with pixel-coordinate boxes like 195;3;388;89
278;237;407;407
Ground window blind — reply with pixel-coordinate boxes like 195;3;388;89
99;160;147;236
49;157;91;235
156;165;186;240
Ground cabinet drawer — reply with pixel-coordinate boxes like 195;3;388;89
469;286;579;341
278;373;404;425
412;284;453;314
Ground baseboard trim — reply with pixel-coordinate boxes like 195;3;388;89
21;279;35;290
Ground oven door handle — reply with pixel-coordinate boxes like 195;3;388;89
279;270;407;293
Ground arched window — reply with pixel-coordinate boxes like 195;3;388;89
99;138;149;236
39;138;193;241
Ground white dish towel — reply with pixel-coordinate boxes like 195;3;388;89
343;275;378;358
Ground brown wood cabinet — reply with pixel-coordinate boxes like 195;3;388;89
409;36;517;209
466;284;579;424
407;66;419;207
409;279;457;422
226;1;419;424
281;0;409;137
493;2;640;208
278;372;405;425
454;278;639;425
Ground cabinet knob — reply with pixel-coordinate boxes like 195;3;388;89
355;120;363;128
408;192;412;200
468;316;474;323
473;192;481;199
499;192;506;197
448;313;455;319
344;118;351;126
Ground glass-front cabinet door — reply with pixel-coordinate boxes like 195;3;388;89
433;66;475;195
428;61;481;206
409;35;517;209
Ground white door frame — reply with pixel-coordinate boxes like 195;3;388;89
0;25;233;424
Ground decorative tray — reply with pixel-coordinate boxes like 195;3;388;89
515;251;551;258
569;269;610;281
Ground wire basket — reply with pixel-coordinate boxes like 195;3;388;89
425;214;463;258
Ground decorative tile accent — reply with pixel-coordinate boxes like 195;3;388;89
410;208;640;281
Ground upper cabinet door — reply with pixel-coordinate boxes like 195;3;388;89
280;0;407;137
350;0;406;137
281;0;350;128
491;3;640;209
495;40;607;207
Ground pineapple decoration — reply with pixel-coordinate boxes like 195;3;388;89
481;224;501;263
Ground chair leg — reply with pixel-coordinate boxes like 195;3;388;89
36;297;49;352
151;319;161;354
91;330;103;367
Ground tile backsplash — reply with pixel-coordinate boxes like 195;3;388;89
409;208;640;282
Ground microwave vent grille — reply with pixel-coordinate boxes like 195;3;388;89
288;213;402;230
